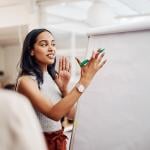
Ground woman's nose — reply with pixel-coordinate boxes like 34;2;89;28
48;45;55;52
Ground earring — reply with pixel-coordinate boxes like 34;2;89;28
31;51;34;56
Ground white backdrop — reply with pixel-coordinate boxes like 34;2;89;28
70;21;150;150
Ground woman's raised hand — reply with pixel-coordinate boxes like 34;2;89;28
76;50;107;86
55;56;71;93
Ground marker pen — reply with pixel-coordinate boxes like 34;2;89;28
80;48;105;67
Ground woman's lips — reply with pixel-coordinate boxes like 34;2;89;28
47;54;55;59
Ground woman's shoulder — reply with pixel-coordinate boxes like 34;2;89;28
17;75;37;85
19;75;36;81
16;75;37;91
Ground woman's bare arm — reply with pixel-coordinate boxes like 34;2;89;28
17;76;87;121
18;51;106;121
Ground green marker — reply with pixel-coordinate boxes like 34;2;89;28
80;48;105;67
80;59;89;67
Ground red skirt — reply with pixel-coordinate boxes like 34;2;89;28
44;130;68;150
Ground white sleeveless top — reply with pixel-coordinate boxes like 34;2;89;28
36;71;62;132
17;72;62;132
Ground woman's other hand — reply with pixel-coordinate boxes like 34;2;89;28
76;50;107;86
55;56;71;94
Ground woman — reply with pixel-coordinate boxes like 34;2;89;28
16;28;107;150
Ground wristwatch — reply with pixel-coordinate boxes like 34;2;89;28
76;83;86;93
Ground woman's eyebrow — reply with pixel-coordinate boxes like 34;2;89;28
39;40;47;43
39;39;55;43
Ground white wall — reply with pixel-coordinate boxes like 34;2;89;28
0;1;40;84
3;45;21;83
0;47;5;71
0;4;29;28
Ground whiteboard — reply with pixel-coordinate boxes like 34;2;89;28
70;21;150;150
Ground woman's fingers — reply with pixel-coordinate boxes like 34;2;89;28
75;50;106;70
59;57;63;72
91;51;96;59
98;59;107;69
59;56;71;72
97;52;105;63
69;62;71;73
90;51;107;70
65;57;70;71
62;56;66;70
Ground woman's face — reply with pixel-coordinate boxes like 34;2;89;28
31;31;56;68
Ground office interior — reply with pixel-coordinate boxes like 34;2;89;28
0;0;150;149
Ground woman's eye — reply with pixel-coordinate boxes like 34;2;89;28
41;43;47;47
52;43;56;47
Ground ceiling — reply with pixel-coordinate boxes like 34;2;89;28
39;0;150;34
0;0;150;47
40;0;150;23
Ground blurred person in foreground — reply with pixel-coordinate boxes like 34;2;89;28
0;90;47;150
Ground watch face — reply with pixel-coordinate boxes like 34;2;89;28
78;84;85;93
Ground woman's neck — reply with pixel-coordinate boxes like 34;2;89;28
39;64;47;72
